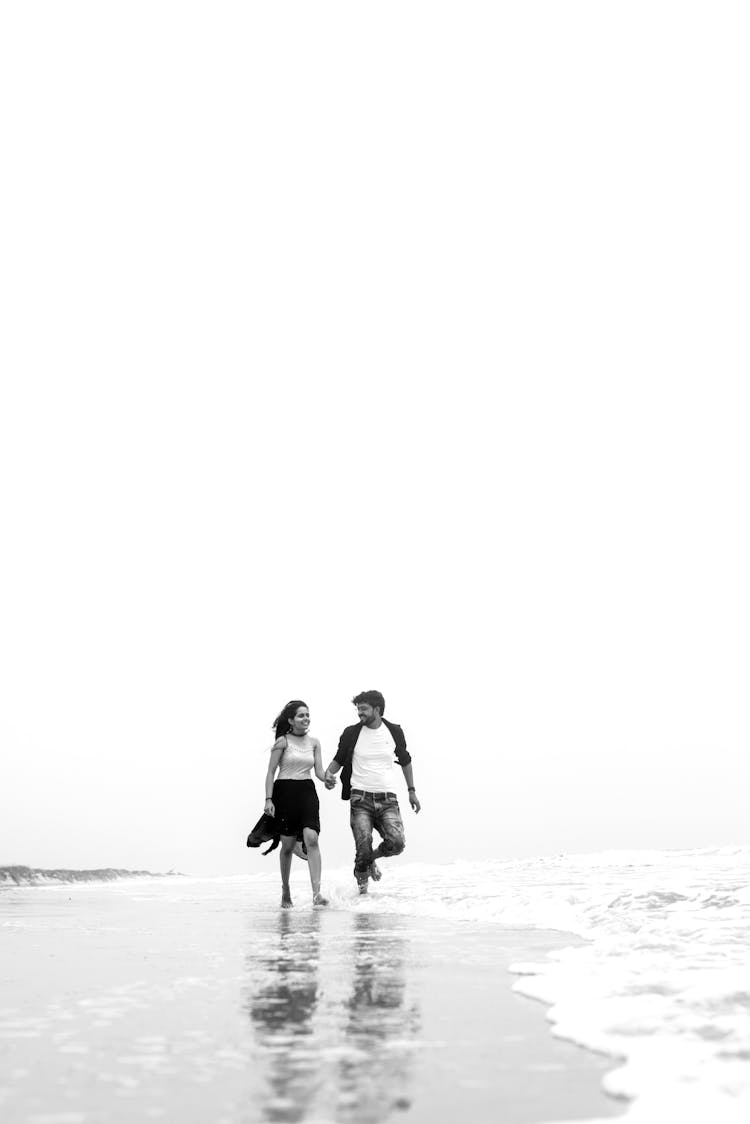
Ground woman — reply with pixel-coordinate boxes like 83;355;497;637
264;700;328;908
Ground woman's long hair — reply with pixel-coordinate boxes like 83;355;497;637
272;700;308;740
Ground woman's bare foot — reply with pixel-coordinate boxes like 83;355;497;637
312;892;328;907
281;888;293;909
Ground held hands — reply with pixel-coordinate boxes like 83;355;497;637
324;771;336;790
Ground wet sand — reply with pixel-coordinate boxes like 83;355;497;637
0;878;626;1123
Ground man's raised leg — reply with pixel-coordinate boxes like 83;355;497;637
371;799;406;866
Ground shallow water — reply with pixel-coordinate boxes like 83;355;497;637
0;872;621;1124
335;847;750;1123
4;846;747;1122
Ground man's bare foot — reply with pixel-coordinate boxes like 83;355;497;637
281;889;293;909
312;892;328;907
368;861;382;881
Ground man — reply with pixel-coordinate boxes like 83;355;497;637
324;690;421;893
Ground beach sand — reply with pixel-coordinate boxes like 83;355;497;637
0;878;626;1123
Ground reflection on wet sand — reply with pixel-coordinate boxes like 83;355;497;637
336;914;420;1123
245;910;321;1123
245;911;420;1124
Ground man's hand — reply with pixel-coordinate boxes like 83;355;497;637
409;790;421;813
324;771;337;790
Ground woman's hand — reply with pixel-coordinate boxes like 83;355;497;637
264;798;275;818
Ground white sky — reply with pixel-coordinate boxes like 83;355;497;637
2;3;749;876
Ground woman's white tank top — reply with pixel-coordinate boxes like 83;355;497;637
276;735;315;781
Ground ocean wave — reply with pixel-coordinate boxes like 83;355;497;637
314;847;750;1122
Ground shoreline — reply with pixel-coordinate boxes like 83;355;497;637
0;877;627;1123
404;921;628;1124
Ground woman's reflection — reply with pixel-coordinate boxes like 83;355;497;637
245;910;321;1123
337;913;420;1122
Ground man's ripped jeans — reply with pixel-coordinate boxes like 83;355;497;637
349;790;406;874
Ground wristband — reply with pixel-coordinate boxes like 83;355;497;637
408;787;416;792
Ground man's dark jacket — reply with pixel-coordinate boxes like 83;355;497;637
334;719;411;800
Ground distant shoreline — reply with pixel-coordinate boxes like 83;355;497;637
0;866;182;886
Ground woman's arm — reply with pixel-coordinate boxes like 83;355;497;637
313;740;327;782
263;737;285;817
323;757;341;789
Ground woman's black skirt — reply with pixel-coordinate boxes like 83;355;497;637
272;778;320;838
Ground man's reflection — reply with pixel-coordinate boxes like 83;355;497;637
245;910;321;1123
337;913;420;1123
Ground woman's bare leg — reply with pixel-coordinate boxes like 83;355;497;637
279;835;296;907
302;828;327;905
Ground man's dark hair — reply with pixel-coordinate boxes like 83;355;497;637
352;690;385;714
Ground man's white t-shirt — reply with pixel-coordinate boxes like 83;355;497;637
350;724;398;792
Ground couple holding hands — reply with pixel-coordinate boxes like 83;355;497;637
259;690;421;908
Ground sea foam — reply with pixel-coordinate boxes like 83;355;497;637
320;846;750;1123
5;847;749;1121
